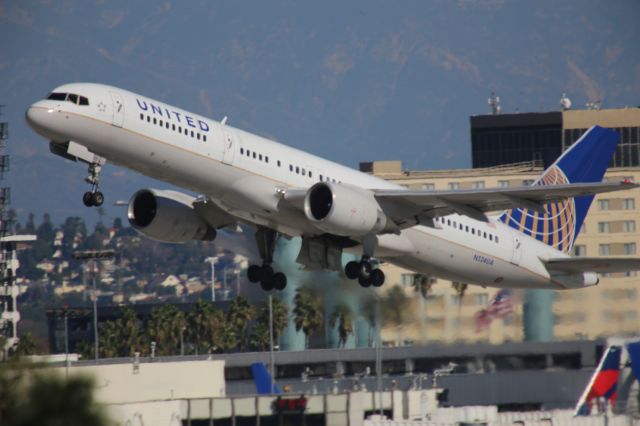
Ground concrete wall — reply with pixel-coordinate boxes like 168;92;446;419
58;359;225;404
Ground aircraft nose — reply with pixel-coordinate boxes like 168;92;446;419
25;102;53;134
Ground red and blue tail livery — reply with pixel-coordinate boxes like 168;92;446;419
499;126;620;253
574;345;622;416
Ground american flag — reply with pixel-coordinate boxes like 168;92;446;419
475;289;514;332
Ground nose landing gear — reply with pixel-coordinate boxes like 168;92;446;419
82;162;105;207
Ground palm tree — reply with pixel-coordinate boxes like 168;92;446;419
118;306;145;356
293;286;324;349
329;304;353;348
98;320;121;358
250;297;288;351
226;296;255;351
186;300;214;354
148;304;186;356
412;274;434;342
382;285;410;345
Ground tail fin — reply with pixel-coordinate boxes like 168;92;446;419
498;126;620;253
626;341;640;384
574;345;622;416
251;362;281;395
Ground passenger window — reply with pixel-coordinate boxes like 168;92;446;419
265;156;269;163
472;229;475;235
309;171;312;178
178;126;182;132
147;116;151;122
465;225;469;232
197;133;201;140
240;148;244;155
289;165;293;172
495;236;499;243
301;168;306;175
68;94;78;104
190;130;194;137
259;154;263;161
296;166;300;174
166;122;169;129
277;160;281;167
172;124;176;131
159;120;163;126
483;232;487;239
253;152;256;159
203;135;207;142
140;113;144;120
153;118;157;124
447;219;451;226
489;234;493;241
320;175;323;181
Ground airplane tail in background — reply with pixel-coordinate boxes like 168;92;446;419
251;362;281;395
574;345;622;416
626;341;640;384
498;126;620;253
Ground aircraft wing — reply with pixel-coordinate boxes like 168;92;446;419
373;181;638;225
543;257;640;274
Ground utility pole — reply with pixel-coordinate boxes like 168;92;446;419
269;294;275;394
72;249;115;362
204;257;218;302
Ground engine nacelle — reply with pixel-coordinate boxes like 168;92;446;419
128;189;216;243
304;182;388;236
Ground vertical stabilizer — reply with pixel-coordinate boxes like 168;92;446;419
499;126;620;253
251;362;281;395
574;345;622;416
626;341;640;384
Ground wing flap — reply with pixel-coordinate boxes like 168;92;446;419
543;257;640;274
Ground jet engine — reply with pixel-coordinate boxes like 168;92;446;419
304;182;389;236
127;189;216;243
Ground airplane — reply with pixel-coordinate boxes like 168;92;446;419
25;83;640;292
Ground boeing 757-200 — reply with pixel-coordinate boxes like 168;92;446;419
25;83;640;291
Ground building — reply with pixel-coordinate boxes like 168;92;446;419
470;108;640;168
364;108;640;345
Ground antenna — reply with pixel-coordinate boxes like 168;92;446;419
488;92;501;115
560;93;572;111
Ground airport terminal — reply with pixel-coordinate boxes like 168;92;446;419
3;100;640;425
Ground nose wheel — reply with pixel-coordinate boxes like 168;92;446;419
345;257;385;288
82;162;104;207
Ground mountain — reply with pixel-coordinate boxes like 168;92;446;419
1;0;639;224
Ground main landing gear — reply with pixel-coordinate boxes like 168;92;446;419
82;162;105;207
344;256;385;288
247;227;287;291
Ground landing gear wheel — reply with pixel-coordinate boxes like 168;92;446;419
247;265;262;283
273;272;287;290
260;264;274;282
358;261;372;280
358;276;372;288
370;269;385;287
345;261;361;280
92;191;104;207
260;278;274;291
83;192;94;207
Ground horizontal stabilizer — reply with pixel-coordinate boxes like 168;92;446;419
543;257;640;274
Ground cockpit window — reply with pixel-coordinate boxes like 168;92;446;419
47;92;67;101
46;92;90;106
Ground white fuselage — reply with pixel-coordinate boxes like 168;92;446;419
27;83;590;290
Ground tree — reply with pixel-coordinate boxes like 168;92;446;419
186;300;219;354
250;297;288;351
329;303;353;348
412;274;434;299
293;286;324;349
226;296;255;351
0;360;108;426
148;304;186;356
11;333;37;357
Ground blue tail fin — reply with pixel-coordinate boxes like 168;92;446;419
498;126;620;253
626;341;640;385
251;362;281;395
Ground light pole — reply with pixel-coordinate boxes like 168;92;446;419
269;293;275;394
204;257;218;302
72;249;115;362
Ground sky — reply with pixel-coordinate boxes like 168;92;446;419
1;0;639;225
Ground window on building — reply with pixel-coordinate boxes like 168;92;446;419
623;198;635;210
522;179;534;186
599;244;611;256
573;245;586;257
422;183;435;190
623;221;636;232
598;222;611;233
598;199;610;210
624;243;636;255
472;181;485;189
498;180;509;188
474;294;488;305
448;182;460;190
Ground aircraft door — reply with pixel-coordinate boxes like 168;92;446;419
222;127;236;165
510;235;522;265
109;91;125;128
